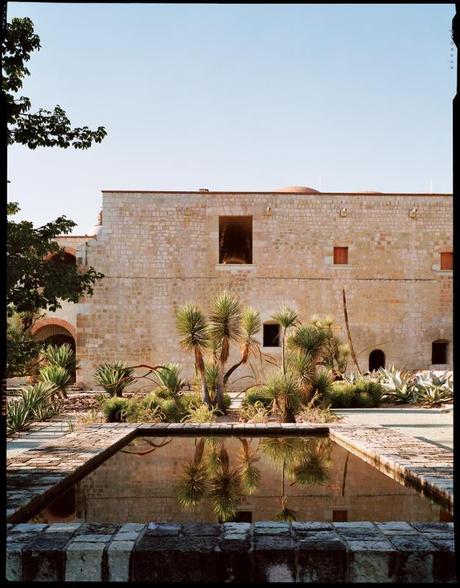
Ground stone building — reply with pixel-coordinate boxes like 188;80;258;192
35;187;453;389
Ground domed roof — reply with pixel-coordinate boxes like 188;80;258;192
360;190;382;194
274;186;320;194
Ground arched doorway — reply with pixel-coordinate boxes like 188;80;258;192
369;349;385;372
31;319;77;380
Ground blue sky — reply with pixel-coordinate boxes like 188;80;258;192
7;3;455;234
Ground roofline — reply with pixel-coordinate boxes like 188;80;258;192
101;190;452;197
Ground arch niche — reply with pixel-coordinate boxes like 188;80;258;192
369;349;385;372
31;319;77;380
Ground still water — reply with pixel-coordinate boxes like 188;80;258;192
33;435;449;524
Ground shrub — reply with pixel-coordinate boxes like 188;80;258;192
182;391;203;411
324;379;383;408
242;386;273;409
39;365;71;399
240;400;270;423
123;398;163;423
94;362;135;397
101;397;129;422
183;404;218;423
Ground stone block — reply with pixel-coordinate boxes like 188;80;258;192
431;539;457;583
145;522;182;536
182;522;221;536
132;534;222;582
23;531;75;581
297;534;347;583
107;540;135;582
389;534;435;583
65;541;106;582
253;535;296;582
347;540;400;583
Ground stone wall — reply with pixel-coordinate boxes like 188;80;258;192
61;191;452;388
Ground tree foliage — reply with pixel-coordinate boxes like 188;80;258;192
7;202;104;315
3;17;107;149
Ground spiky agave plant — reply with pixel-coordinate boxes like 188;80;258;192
271;306;299;374
154;363;186;397
208;445;243;522
208;291;242;414
176;438;208;508
40;343;79;375
237;438;261;494
94;362;135;397
176;303;212;409
39;365;71;399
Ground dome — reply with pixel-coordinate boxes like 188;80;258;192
360;190;382;194
274;186;320;194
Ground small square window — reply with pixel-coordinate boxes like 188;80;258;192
440;252;453;271
263;323;280;347
332;510;348;522
333;247;348;265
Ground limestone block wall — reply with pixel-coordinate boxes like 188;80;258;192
62;191;451;388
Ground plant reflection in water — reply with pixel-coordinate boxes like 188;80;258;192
175;436;332;522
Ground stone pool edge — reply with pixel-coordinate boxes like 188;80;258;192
6;422;455;582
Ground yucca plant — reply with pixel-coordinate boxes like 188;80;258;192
40;343;79;376
264;370;302;423
176;303;212;409
274;497;297;522
176;439;208;508
208;446;243;522
237;438;261;494
224;306;262;384
94;362;135;397
208;291;243;414
39;365;71;399
271;306;299;374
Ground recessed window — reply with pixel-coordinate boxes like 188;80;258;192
440;252;453;271
233;511;252;523
219;216;252;264
333;247;348;265
432;340;449;364
263;323;280;347
332;510;348;522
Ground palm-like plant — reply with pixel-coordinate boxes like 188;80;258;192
176;438;208;508
208;446;243;521
224;307;262;385
176;303;212;409
208;291;242;414
39;365;71;398
264;370;302;423
94;362;135;397
237;438;261;494
271;306;299;374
